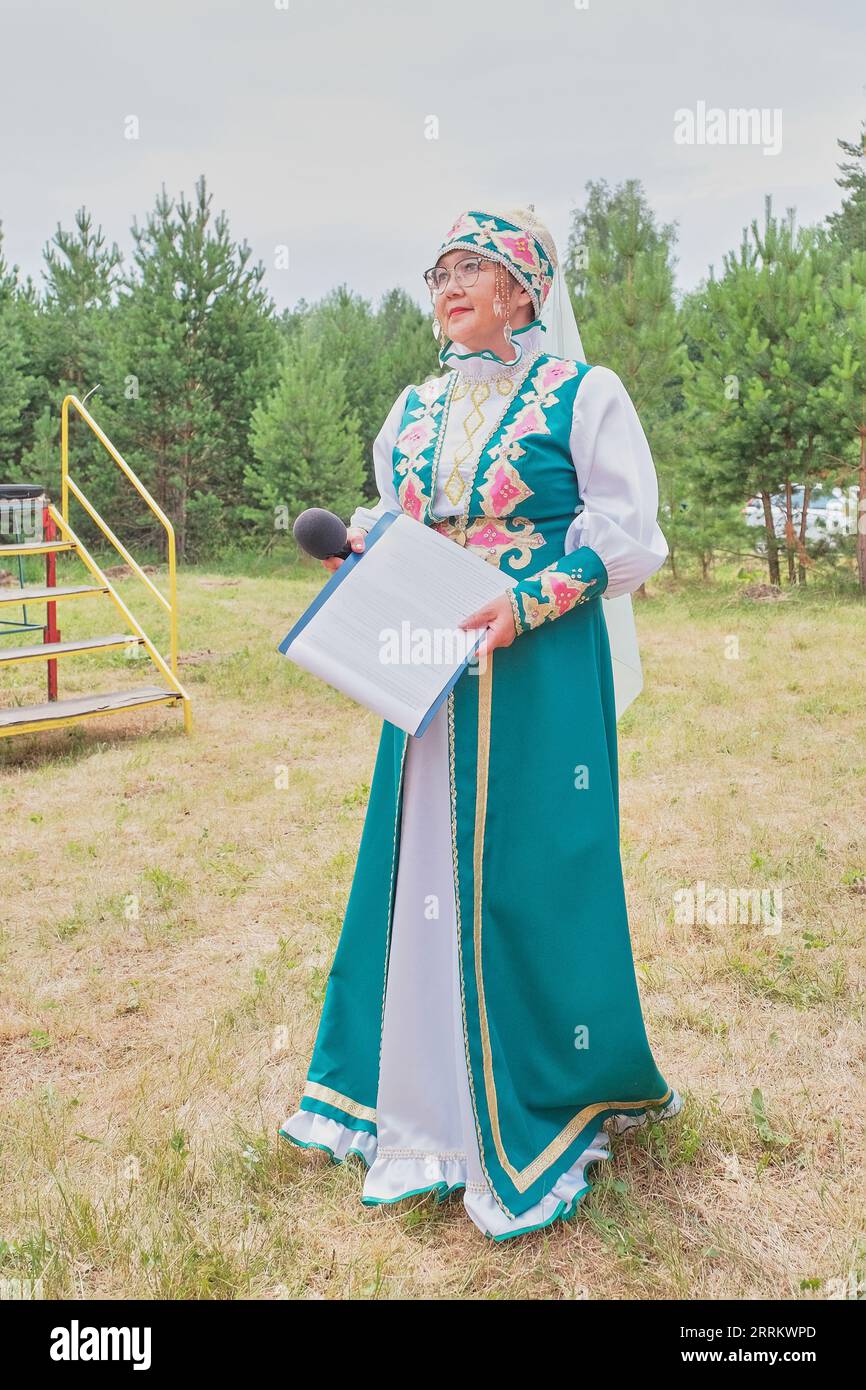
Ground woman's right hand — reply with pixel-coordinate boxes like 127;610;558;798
321;526;366;573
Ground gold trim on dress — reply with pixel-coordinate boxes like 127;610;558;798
506;587;524;637
447;687;514;1219
427;355;538;528
472;658;673;1194
442;380;491;507
303;1081;377;1125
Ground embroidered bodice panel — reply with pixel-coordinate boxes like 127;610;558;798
350;323;670;600
392;331;592;578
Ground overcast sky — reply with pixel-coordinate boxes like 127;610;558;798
1;0;863;313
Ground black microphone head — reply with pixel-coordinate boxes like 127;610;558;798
293;508;349;560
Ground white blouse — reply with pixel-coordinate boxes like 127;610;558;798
350;323;668;599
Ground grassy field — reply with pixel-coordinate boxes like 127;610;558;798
0;552;863;1300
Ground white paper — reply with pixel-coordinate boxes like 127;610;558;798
283;515;517;734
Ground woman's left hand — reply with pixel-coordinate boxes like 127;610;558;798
458;592;517;661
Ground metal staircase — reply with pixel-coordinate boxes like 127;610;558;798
0;395;192;740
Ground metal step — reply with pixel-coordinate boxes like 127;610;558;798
0;634;145;664
0;583;108;607
0;685;181;735
0;540;76;556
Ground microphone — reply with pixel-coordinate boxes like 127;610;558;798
293;507;354;561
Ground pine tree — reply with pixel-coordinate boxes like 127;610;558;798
565;179;686;588
244;332;365;538
682;200;841;586
40;207;123;394
565;178;681;400
826;124;866;254
819;250;866;590
0;224;36;475
13;209;125;502
97;176;281;560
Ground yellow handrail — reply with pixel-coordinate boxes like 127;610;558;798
47;502;193;735
61;394;179;675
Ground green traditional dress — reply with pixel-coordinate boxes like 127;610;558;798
279;318;682;1239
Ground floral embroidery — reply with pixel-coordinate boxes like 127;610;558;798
487;357;581;470
498;233;535;270
387;357;595;602
535;358;582;396
416;375;450;406
392;377;453;489
517;565;600;630
431;515;546;569
475;458;534;518
398;470;431;521
395;415;436;465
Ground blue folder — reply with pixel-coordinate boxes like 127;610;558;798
277;511;485;738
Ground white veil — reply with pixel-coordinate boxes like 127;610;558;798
539;261;644;721
539;259;585;360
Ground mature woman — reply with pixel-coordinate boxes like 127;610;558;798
280;205;682;1241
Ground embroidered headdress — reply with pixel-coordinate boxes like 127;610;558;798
430;204;561;368
433;206;558;320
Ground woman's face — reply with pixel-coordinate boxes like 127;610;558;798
430;249;534;352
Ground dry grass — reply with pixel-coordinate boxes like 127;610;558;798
0;557;863;1300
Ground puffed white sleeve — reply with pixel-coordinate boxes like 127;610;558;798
348;384;413;533
563;365;669;599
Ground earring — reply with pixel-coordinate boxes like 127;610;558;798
492;262;504;318
432;313;442;341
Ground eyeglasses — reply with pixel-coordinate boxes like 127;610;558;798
423;255;491;296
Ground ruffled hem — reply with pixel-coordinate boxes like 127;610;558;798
606;1087;684;1134
357;1126;612;1240
278;1109;378;1166
281;1102;652;1241
279;1089;683;1242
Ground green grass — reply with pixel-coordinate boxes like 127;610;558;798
0;554;863;1299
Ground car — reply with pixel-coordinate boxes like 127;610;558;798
743;485;855;543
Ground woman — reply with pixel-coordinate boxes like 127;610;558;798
279;205;682;1241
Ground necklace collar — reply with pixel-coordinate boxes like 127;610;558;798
438;320;546;381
